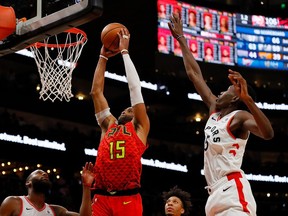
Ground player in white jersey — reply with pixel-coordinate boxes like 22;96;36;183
168;13;274;216
0;167;92;216
18;196;55;216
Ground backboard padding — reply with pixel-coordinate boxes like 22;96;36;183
0;0;103;57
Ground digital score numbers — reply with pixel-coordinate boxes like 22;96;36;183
236;13;288;70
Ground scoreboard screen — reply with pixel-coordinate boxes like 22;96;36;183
236;14;288;70
157;0;288;71
157;0;235;66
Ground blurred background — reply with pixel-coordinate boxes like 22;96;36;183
0;0;288;215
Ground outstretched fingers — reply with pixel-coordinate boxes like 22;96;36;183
118;28;130;51
168;13;183;39
228;69;249;99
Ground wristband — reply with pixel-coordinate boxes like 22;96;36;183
99;55;108;60
83;183;91;188
176;35;184;40
121;49;129;54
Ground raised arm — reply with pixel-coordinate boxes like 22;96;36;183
79;162;95;216
118;29;150;144
90;46;118;136
228;69;274;140
52;162;96;216
168;13;217;110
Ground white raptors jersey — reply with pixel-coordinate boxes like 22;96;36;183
19;196;55;216
204;110;249;186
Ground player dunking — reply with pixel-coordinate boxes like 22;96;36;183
83;28;150;216
168;13;274;216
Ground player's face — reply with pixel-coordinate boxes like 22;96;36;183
118;107;134;125
205;15;211;24
189;12;196;23
215;85;238;109
159;36;166;45
165;196;184;216
159;4;165;12
206;47;212;56
223;49;229;57
221;17;226;25
190;43;197;52
26;169;52;194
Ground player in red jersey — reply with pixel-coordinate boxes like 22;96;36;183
80;27;150;216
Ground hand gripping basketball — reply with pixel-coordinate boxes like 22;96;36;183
101;22;129;51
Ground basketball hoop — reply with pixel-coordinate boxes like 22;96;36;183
29;27;88;102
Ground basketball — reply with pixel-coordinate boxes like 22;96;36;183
101;23;128;51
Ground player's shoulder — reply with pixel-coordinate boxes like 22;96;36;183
2;195;22;203
234;109;250;115
0;195;22;208
233;110;252;120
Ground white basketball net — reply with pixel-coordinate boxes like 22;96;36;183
29;28;87;102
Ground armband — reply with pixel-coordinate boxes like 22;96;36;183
83;183;91;188
121;49;129;54
176;35;184;40
99;55;108;60
95;108;111;125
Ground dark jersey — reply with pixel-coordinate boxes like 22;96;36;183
94;121;147;191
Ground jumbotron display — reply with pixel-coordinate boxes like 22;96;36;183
157;0;288;70
236;14;288;70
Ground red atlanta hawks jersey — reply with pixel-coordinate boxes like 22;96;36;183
94;121;147;191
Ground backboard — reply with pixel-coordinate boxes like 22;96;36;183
0;0;103;57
